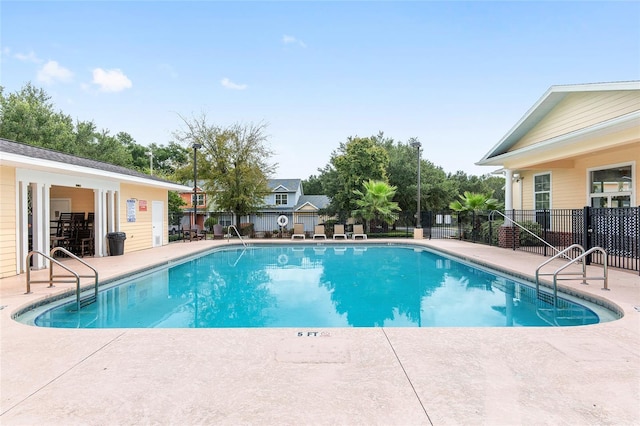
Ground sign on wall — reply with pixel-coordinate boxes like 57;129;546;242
139;200;147;211
127;199;136;222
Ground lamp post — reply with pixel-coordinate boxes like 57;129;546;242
410;139;422;229
192;143;202;229
147;150;153;175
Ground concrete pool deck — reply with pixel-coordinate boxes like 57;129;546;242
1;238;638;425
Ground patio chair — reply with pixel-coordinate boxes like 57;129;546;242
213;224;224;239
291;223;305;240
352;224;367;240
333;224;347;240
312;224;327;240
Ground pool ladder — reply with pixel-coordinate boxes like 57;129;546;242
535;244;608;307
226;225;247;247
26;247;99;311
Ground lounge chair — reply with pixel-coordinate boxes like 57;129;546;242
291;223;305;240
352;224;367;240
312;224;327;240
333;224;347;240
213;224;224;239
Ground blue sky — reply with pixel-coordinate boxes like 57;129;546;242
2;1;639;179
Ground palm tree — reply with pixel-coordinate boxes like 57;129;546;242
449;191;501;212
449;191;501;240
352;180;402;233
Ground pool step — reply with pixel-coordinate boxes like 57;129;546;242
79;294;97;309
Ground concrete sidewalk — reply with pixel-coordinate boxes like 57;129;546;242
1;239;638;425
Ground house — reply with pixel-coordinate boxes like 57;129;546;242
175;180;207;231
0;138;191;278
476;81;639;248
173;178;331;234
251;179;331;232
477;81;639;211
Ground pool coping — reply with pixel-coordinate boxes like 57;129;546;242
1;238;639;425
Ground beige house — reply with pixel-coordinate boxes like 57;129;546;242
477;81;639;212
0;139;190;279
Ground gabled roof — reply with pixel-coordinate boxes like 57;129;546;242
477;81;640;166
268;179;302;193
295;195;330;211
0;138;190;191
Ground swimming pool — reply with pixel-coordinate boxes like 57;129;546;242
28;243;615;328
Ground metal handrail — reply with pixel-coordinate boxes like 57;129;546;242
26;247;99;311
227;225;247;247
489;210;571;260
536;245;608;306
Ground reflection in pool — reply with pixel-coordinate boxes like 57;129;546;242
33;244;603;328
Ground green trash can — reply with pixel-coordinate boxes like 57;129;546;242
107;232;126;256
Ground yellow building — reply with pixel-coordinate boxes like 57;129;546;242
477;81;639;212
0;139;190;278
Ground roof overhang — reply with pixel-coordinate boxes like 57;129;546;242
1;151;191;192
476;111;640;168
477;81;640;166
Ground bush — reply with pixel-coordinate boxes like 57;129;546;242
204;216;218;231
239;222;254;237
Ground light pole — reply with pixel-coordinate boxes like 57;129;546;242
410;139;422;228
147;150;153;175
192;143;202;229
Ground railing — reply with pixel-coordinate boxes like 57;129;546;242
490;210;570;260
227;225;247;248
535;244;608;306
26;247;99;311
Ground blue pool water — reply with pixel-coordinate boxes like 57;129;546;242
32;244;604;328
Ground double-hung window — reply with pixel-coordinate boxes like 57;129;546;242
589;164;633;208
534;173;551;229
275;194;287;206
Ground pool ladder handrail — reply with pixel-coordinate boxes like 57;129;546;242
26;247;99;311
535;244;609;306
489;210;572;261
226;225;247;247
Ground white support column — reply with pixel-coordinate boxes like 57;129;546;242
107;190;115;233
17;180;28;274
30;182;47;269
94;189;105;257
504;169;514;225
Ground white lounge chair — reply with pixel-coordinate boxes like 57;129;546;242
352;224;367;240
291;223;305;240
333;224;347;240
312;224;327;240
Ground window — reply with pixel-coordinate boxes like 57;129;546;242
589;164;633;208
534;173;551;229
191;193;205;206
275;194;288;205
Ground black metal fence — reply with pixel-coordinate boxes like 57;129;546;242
437;207;639;274
201;207;639;273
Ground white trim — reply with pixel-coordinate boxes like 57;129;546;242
2;151;190;191
586;161;636;207
477;111;640;166
533;171;552;210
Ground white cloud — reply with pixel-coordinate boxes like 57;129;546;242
37;60;73;84
221;77;248;90
15;50;41;63
92;68;132;92
282;34;307;48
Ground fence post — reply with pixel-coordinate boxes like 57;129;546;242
582;206;592;265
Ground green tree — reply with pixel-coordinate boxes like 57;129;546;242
352;179;401;232
449;191;501;212
301;174;324;195
168;191;186;226
173;115;276;227
323;136;389;216
0;83;76;151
